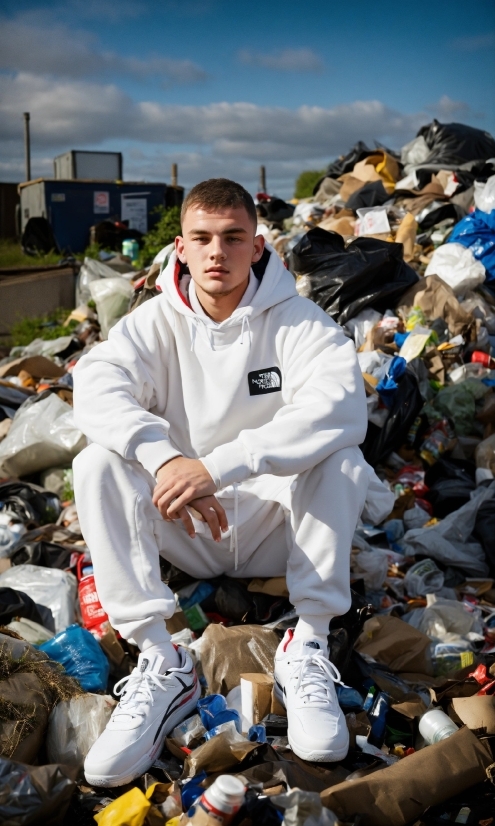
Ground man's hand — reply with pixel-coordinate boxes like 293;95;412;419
152;457;228;541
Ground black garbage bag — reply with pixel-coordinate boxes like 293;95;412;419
424;458;476;518
361;370;424;467
10;540;74;571
0;756;76;825
346;180;390;210
0;587;52;628
290;228;419;325
324;141;375;179
473;496;495;576
0;482;61;527
417;202;466;231
21;217;59;256
256;198;294;224
0;384;32;421
328;589;373;677
417;120;495;167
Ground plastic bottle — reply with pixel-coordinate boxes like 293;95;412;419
186;775;246;826
368;692;390;748
418;708;458;745
122;238;139;262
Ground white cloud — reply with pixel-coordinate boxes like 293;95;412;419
0;73;475;195
426;95;483;120
0;17;208;85
238;47;325;73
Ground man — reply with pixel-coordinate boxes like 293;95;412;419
73;178;393;787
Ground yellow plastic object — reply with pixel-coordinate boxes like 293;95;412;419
94;787;151;826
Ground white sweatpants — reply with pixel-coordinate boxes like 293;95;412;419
73;444;376;648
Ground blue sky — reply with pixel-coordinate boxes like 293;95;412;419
0;0;494;197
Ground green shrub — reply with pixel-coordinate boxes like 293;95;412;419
137;206;182;267
294;169;326;200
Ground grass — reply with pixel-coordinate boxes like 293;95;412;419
9;308;79;347
0;239;63;269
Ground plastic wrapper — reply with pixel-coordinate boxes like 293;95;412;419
0;394;86;478
0;756;77;826
0;514;25;558
0;565;76;633
351;549;388;591
425;243;486;295
474;173;495;213
403;558;444;598
89;276;134;339
402;481;495;577
405;594;483;644
200;623;280;696
289;228;418;326
271;788;340;826
46;693;116;769
171;713;206;747
39;623;109;692
344;308;382;349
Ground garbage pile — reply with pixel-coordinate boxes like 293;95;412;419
0;119;495;824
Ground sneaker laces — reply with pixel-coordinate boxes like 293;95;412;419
112;669;172;720
290;653;344;704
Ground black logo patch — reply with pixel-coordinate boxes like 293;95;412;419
248;367;282;396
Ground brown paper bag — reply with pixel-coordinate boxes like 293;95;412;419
395;213;417;262
247;578;289;598
355;615;433;676
320;727;492;826
201;624;280;695
398;274;476;340
0;356;66;380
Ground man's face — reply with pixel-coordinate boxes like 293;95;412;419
175;206;264;297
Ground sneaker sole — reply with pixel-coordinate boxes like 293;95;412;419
84;681;201;788
273;679;349;763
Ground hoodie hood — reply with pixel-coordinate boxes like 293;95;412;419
156;242;298;328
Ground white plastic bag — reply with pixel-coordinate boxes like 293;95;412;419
351;549;388;590
425;243;486;295
46;694;116;768
474;174;495;214
0;394;86;477
404;594;483;644
404;558;444;598
7;617;54;645
400;135;430;169
90;277;133;339
0;564;77;632
0;513;25;559
76;257;123;306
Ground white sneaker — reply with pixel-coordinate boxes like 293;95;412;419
273;630;349;762
84;647;200;787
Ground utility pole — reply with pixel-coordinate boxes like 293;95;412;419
171;162;178;187
259;165;266;193
23;112;31;182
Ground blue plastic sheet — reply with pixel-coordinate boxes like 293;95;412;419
448;208;495;283
376;356;407;408
38;623;109;692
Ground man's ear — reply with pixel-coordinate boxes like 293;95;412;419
175;235;186;263
251;234;265;263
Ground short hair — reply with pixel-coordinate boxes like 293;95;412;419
181;178;257;228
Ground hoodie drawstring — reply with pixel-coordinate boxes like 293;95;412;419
229;483;239;570
240;316;251;348
190;317;199;351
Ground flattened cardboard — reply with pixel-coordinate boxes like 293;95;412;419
452;695;495;734
0;356;66;380
320;727;492;826
240;673;273;726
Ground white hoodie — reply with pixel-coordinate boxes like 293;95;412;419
73;245;367;488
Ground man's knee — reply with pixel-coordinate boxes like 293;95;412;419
73;443;123;485
309;446;368;485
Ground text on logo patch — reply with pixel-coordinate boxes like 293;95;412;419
248;367;282;396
